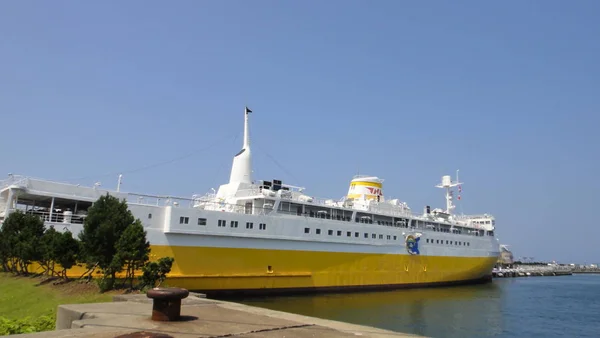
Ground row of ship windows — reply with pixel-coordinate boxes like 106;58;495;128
427;238;470;246
169;215;492;238
218;219;267;230
178;216;267;230
304;227;398;241
302;228;473;246
174;216;473;246
175;215;475;245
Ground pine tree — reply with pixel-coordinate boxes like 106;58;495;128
78;194;135;288
1;211;45;274
40;225;62;276
55;230;80;279
114;219;150;288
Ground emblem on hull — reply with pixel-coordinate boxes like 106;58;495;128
406;234;421;255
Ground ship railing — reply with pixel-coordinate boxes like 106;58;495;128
196;199;273;215
0;175;30;191
0;174;104;190
455;214;493;220
237;188;302;200
235;188;262;198
125;193;196;208
308;196;344;207
185;198;497;239
10;209;87;225
367;205;416;218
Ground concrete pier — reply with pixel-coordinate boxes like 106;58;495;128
13;289;423;338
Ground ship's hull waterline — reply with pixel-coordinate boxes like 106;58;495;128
57;244;496;296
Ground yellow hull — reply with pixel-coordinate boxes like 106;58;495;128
141;244;497;294
31;243;495;294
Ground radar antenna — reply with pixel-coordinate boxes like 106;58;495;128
435;171;462;214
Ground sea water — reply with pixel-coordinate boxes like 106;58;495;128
235;274;600;337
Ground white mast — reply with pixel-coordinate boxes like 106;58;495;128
228;106;253;184
435;173;462;214
243;106;250;149
117;174;123;192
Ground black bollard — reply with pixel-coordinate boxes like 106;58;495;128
146;287;189;321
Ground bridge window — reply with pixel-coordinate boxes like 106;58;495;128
304;227;310;234
230;221;238;228
259;223;267;230
245;222;252;229
372;234;376;239
347;231;351;237
179;216;189;224
328;230;333;235
355;232;359;237
316;228;321;235
198;218;207;226
364;233;368;238
218;219;226;227
337;230;342;236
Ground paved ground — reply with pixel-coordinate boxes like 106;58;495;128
14;292;424;338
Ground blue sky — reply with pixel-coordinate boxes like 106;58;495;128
1;1;599;263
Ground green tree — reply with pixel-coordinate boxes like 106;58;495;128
0;222;12;272
55;230;80;279
1;211;45;274
78;194;135;288
139;257;175;290
114;219;150;289
40;226;61;276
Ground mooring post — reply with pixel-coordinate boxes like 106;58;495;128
146;287;189;321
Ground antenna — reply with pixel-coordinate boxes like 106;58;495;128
456;169;464;215
435;172;462;214
117;174;123;192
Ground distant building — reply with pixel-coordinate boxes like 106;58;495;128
498;244;514;265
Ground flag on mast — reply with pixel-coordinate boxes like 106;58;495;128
245;106;252;114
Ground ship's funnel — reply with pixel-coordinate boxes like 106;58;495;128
346;176;384;202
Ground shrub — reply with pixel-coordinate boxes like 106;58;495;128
139;257;174;290
0;315;54;335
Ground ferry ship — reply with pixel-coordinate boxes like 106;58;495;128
0;107;500;296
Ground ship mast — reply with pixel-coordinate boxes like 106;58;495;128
228;106;253;184
435;172;462;214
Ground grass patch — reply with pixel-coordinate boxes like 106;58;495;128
0;273;114;320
